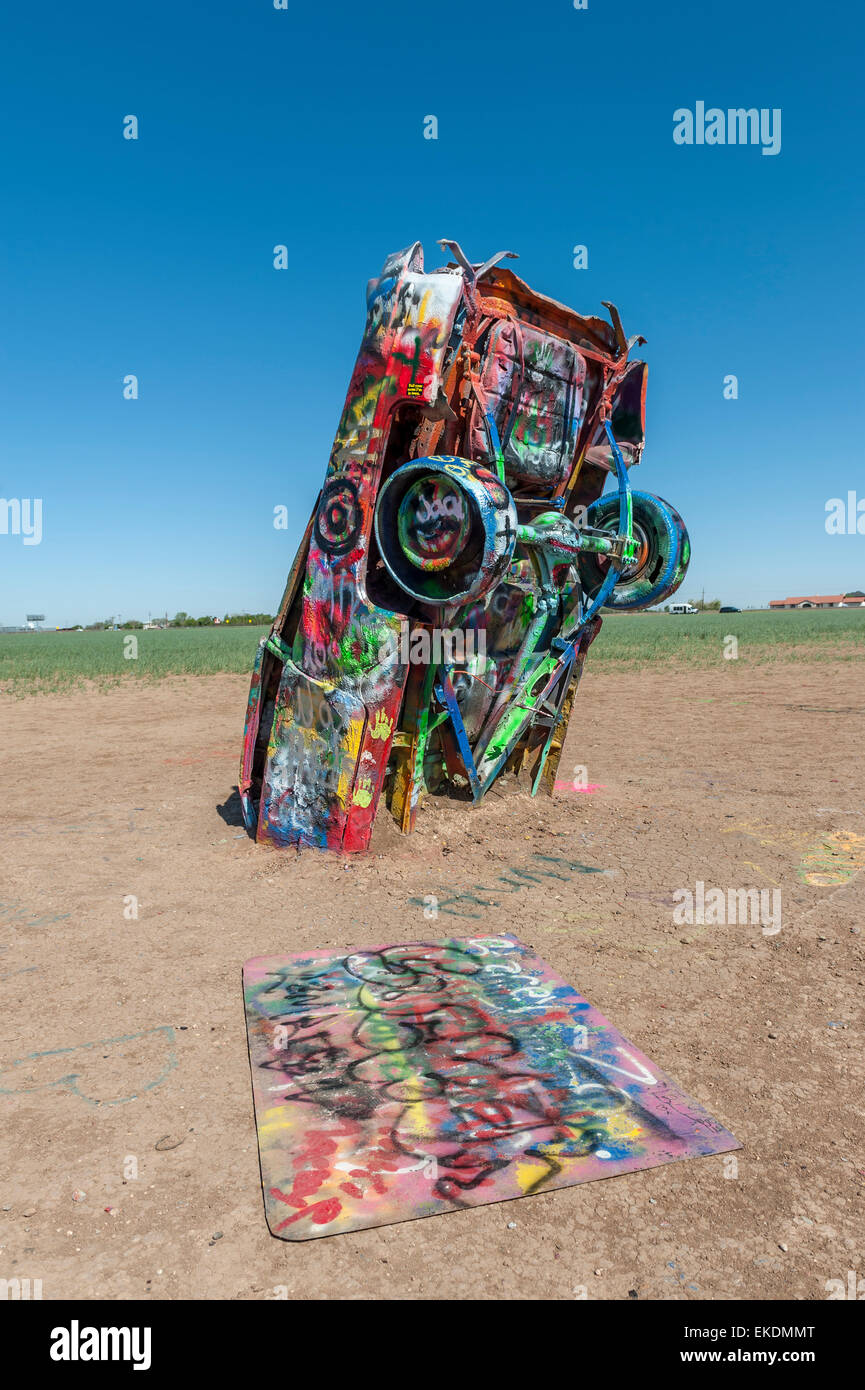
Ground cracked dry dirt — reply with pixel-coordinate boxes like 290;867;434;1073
1;658;863;1299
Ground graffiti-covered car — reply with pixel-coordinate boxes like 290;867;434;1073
239;240;690;852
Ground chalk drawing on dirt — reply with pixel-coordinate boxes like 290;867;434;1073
797;831;865;887
0;1027;178;1107
723;821;865;888
0;898;70;929
407;851;612;919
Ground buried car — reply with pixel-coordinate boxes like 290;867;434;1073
239;240;690;852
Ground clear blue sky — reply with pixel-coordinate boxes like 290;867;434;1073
1;0;862;625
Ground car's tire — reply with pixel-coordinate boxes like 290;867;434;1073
578;490;690;611
374;456;517;605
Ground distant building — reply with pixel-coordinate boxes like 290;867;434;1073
769;591;865;609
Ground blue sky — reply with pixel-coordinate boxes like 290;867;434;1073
1;0;862;625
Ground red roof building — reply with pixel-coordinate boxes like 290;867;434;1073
769;592;865;609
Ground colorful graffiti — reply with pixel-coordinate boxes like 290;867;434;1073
239;241;690;852
244;934;738;1239
724;820;865;888
798;830;865;887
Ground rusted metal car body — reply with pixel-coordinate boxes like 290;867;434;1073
239;240;689;852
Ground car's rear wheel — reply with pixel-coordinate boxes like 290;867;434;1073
578;490;690;611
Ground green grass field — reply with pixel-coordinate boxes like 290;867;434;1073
1;609;863;694
590;607;865;665
0;624;272;693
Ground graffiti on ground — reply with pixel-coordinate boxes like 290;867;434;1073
0;1028;178;1106
1;898;71;930
244;934;739;1239
723;822;865;888
797;831;865;887
408;851;611;919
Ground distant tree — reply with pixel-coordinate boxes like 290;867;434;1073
687;597;722;612
223;612;273;625
121;619;144;629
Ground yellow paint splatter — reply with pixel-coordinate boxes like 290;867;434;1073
336;714;364;808
799;830;865;887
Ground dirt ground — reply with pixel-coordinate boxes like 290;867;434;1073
1;659;863;1301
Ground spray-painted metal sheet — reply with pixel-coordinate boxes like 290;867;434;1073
244;933;739;1239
